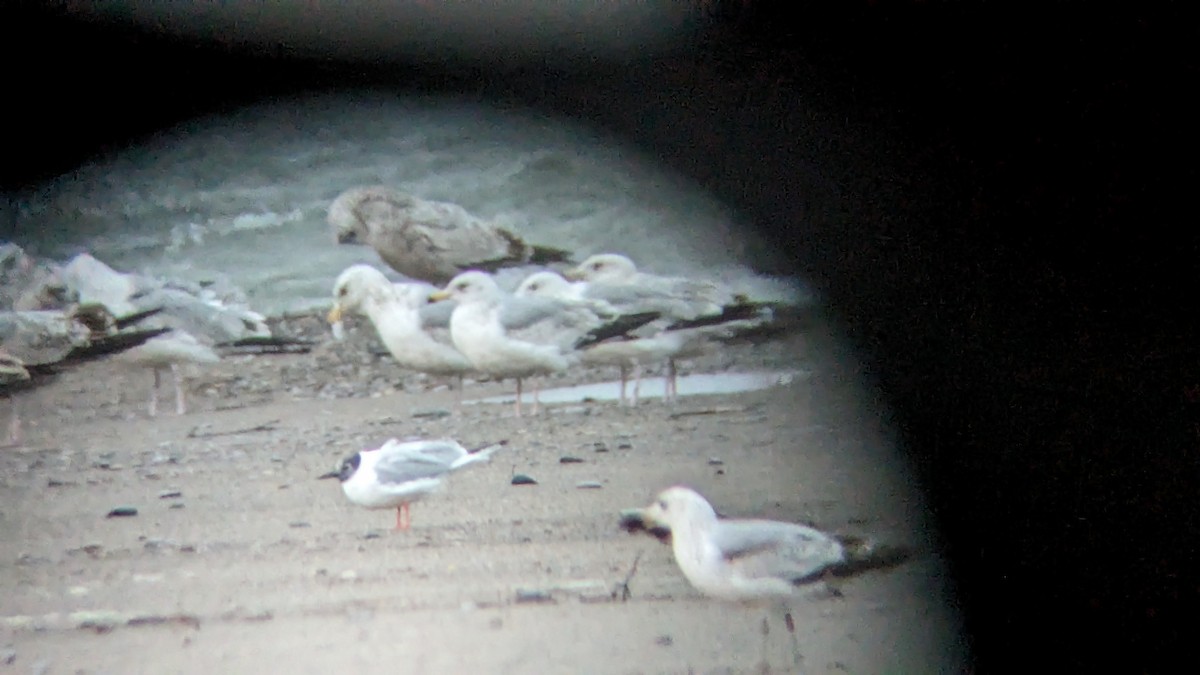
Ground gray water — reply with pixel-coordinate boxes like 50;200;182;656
4;92;816;317
470;369;806;406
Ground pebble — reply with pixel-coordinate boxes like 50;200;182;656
158;490;183;499
559;456;584;464
106;507;138;518
511;474;538;486
514;589;554;604
575;481;604;489
707;458;724;466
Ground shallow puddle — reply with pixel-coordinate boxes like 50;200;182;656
467;370;806;405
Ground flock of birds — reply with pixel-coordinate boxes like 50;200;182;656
3;186;903;628
326;187;801;415
320;187;906;615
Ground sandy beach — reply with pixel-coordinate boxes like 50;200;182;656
1;312;966;673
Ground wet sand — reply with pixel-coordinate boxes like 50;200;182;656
1;315;967;673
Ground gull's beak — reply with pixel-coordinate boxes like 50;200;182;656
562;269;585;281
318;470;340;480
326;304;343;324
619;507;672;542
428;289;452;302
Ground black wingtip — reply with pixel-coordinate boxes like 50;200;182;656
573;311;661;350
114;307;165;329
529;244;574;265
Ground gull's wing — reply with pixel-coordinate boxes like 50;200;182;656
383;439;469;464
712;518;846;584
417;298;457;329
582;280;724;321
373;449;457;485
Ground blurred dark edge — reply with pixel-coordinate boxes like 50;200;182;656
3;1;1197;670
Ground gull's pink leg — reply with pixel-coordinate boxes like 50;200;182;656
514;378;523;417
618;365;628;406
531;379;541;415
172;364;187;415
631;363;643;406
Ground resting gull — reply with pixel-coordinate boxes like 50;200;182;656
328;186;573;285
327;264;473;401
319;438;505;531
430;270;659;416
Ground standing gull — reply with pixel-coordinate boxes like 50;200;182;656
328;186;573;285
430;270;658;416
565;253;738;320
552;260;776;401
327;264;474;402
627;486;912;597
319;438;505;531
515;270;739;405
112;329;221;417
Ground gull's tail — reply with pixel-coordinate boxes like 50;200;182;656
828;535;915;578
451;440;509;470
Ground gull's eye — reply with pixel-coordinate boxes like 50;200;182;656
338;286;347;297
657;499;668;511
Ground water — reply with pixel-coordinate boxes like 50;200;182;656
470;370;806;406
4;91;817;317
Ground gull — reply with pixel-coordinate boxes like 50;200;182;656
634;486;850;602
328;186;573;285
1;306;172;434
565;253;737;321
626;486;912;670
524;268;773;402
430;270;659;416
327;264;474;401
112;329;221;417
319;438;506;531
514;271;711;405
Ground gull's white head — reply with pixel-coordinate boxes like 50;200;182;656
431;270;502;304
329;264;391;323
567;253;638;283
641;486;719;531
515;271;574;299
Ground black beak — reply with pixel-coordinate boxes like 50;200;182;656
318;471;340;480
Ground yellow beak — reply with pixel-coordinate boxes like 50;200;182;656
428;290;452;302
326;304;343;324
562;269;585;281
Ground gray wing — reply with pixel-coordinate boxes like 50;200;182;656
713;519;845;583
393;439;469;465
498;295;594;331
582;281;719;321
417;299;457;329
373;450;456;485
